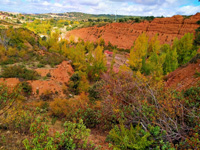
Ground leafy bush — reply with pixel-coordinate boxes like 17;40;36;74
2;110;35;134
38;53;65;67
1;65;40;80
23;119;92;150
37;63;45;68
68;72;81;95
184;86;200;107
20;81;32;96
40;90;54;101
107;124;153;150
23;118;57;150
78;108;101;128
50;93;89;118
88;81;102;102
0;84;20;117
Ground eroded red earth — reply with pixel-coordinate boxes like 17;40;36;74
66;13;200;49
0;61;74;97
166;57;200;91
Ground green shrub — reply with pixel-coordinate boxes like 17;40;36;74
88;81;102;102
46;72;51;77
20;81;32;96
23;119;91;150
23;118;57;150
37;63;45;68
184;86;200;107
6;110;35;134
80;108;101;128
38;53;65;67
107;124;153;150
68;72;81;95
0;84;20;116
1;65;40;80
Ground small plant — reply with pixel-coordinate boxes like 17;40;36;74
194;71;200;78
36;89;39;95
107;123;153;150
68;72;81;95
20;81;32;96
37;63;45;68
46;72;51;77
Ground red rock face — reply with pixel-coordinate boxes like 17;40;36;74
66;13;200;49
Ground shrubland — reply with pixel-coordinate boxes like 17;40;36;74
0;23;200;150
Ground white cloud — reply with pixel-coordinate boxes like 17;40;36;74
177;5;200;15
0;0;199;16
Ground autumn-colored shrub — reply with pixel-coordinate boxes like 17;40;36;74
93;71;200;147
1;110;35;134
40;90;54;101
68;72;89;95
49;92;89;118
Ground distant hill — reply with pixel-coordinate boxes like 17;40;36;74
26;12;143;21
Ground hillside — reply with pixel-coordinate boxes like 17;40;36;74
166;53;200;91
1;12;200;150
66;13;200;49
28;12;136;21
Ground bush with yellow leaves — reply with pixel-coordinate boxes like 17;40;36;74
49;92;89;118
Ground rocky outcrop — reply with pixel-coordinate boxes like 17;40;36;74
66;13;200;49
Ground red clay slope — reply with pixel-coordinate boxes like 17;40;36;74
66;13;200;49
166;55;200;91
0;61;74;97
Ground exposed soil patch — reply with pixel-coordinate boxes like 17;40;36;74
166;58;200;91
0;61;74;97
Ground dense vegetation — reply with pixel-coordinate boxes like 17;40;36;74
0;20;200;150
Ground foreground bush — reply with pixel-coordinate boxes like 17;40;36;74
94;71;200;148
107;124;153;150
23;119;92;150
0;84;20;117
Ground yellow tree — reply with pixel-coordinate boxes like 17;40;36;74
129;32;149;71
149;52;166;80
148;34;161;55
173;33;196;65
87;45;107;80
163;45;178;75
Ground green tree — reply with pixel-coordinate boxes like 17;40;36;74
148;34;161;55
87;45;107;80
129;32;148;71
149;52;166;80
173;33;196;65
163;45;178;74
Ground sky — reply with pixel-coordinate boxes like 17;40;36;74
0;0;199;17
